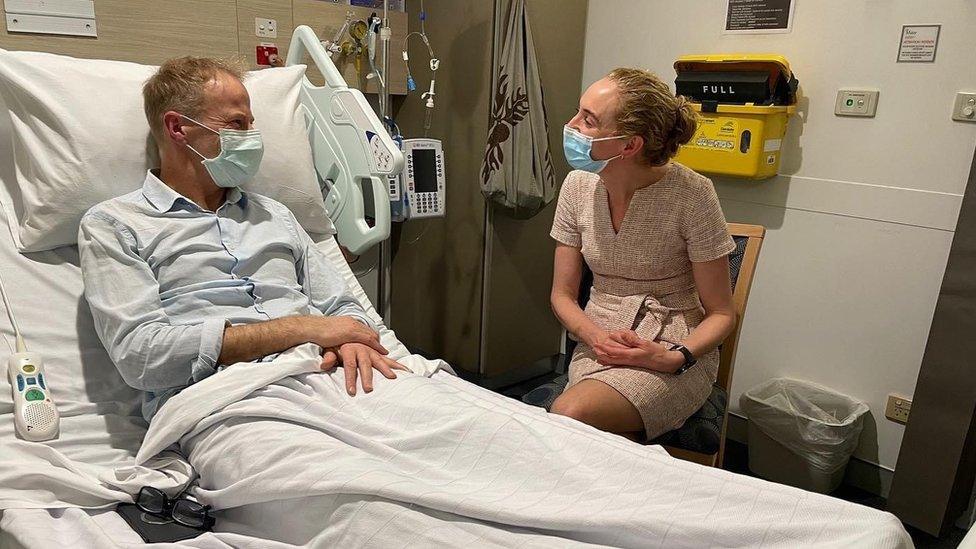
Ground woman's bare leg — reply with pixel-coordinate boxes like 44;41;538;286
550;379;644;438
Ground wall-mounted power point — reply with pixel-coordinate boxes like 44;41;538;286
952;92;976;122
885;394;912;424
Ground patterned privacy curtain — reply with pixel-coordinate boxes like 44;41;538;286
480;0;555;219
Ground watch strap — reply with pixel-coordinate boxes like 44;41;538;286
670;344;697;375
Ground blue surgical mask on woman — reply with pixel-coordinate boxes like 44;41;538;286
563;125;627;174
181;114;264;188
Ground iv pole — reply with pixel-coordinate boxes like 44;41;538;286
377;0;393;324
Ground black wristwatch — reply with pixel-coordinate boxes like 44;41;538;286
669;344;697;375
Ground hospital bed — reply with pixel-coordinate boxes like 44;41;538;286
0;29;913;549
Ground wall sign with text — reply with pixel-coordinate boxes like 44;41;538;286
725;0;794;34
897;25;940;63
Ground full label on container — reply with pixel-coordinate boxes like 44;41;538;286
687;118;737;152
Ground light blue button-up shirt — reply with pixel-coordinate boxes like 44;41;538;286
79;170;371;421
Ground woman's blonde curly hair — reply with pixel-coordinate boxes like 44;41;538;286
606;68;698;166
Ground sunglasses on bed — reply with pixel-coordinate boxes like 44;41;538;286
136;486;215;530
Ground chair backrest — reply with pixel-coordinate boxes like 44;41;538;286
565;223;765;391
718;223;765;392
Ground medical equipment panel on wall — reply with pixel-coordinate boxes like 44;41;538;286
673;54;798;179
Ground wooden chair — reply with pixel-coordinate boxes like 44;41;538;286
662;223;765;467
522;223;765;468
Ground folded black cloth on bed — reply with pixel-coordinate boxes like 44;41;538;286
116;503;209;543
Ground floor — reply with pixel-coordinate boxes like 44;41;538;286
498;372;970;549
498;369;564;400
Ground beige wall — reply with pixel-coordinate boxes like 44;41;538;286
391;0;588;376
0;0;408;93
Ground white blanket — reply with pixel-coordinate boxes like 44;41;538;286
128;343;911;548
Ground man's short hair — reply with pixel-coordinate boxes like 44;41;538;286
142;56;246;139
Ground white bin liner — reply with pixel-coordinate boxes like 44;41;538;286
740;378;870;472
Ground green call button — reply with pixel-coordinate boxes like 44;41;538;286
25;389;44;401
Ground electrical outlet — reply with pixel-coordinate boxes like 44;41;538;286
255;18;277;39
885;394;912;424
952;92;976;122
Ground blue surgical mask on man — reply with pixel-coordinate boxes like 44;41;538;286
563;125;627;174
181;114;264;188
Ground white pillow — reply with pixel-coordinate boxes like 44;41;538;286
0;50;333;252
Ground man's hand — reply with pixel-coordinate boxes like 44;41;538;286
320;348;339;370
220;315;385;367
329;342;408;395
308;316;387;354
594;330;685;373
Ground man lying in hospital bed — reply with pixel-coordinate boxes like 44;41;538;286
0;45;913;548
80;57;403;422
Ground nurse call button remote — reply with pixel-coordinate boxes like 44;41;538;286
9;351;59;441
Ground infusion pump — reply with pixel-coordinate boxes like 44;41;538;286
391;138;445;219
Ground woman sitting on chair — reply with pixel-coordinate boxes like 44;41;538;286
549;68;737;441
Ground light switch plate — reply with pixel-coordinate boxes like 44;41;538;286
952;92;976;122
255;17;277;38
835;89;879;117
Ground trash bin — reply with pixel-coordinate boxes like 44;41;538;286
740;378;870;494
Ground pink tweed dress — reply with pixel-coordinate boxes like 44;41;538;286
550;162;736;438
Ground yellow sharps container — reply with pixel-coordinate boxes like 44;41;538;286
673;55;798;180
